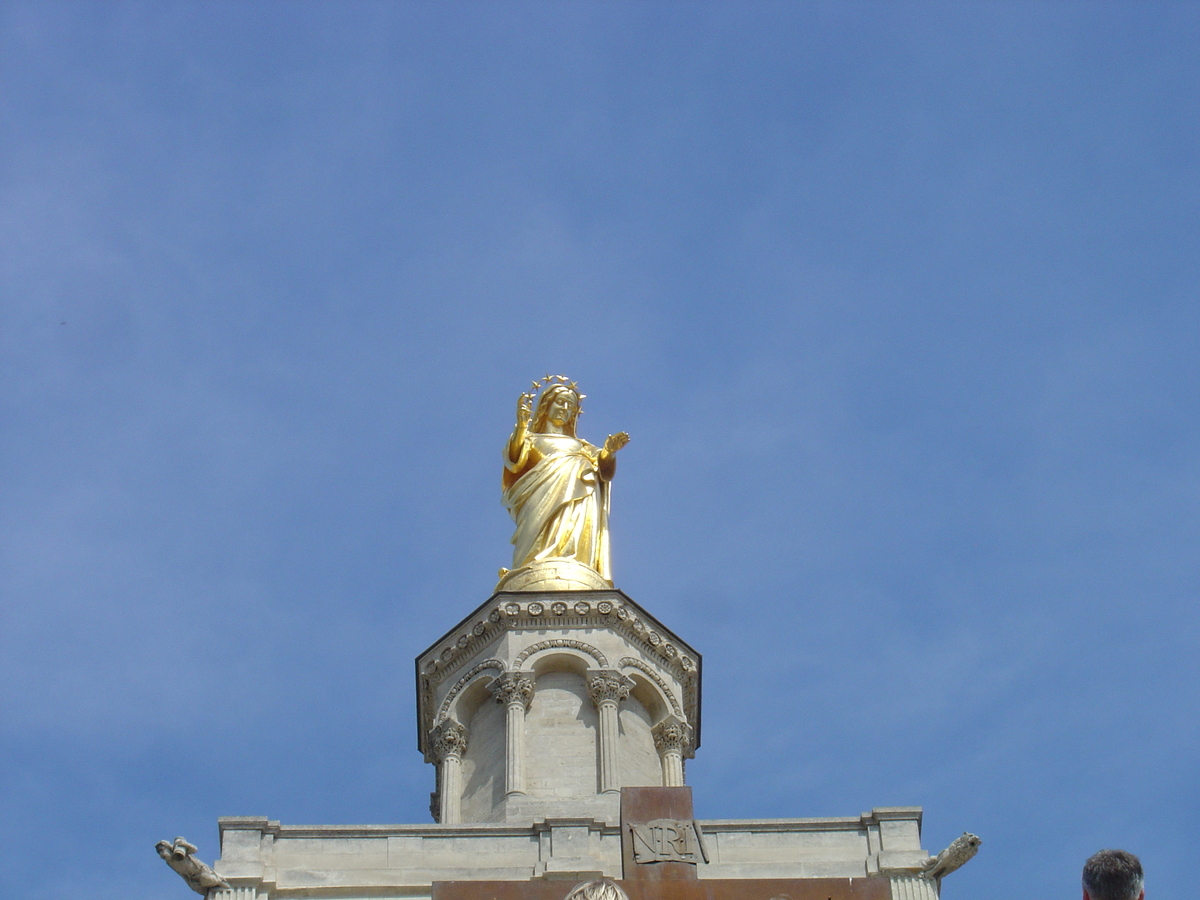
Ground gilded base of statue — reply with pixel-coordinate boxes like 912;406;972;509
496;558;613;592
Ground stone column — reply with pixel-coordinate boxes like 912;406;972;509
588;671;633;793
430;721;468;824
652;718;693;787
490;672;534;797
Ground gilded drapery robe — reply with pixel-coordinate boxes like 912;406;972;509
503;432;611;579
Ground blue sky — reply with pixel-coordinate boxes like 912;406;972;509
2;3;1197;898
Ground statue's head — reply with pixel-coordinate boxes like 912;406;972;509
564;880;629;900
155;840;172;860
532;384;581;436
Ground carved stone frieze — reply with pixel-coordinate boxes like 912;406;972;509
512;638;608;669
435;659;506;727
422;594;695;686
619;657;684;719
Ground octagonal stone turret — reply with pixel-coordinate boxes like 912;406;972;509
416;589;701;826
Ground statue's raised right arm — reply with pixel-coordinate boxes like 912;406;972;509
500;376;628;585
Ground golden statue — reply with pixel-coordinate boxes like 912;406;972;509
499;376;629;590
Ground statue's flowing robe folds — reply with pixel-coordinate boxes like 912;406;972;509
504;432;611;579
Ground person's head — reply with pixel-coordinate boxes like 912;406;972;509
532;385;581;436
1083;849;1143;900
564;880;628;900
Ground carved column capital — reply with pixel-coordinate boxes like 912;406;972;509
588;671;632;707
652;719;694;756
430;721;468;761
491;672;535;710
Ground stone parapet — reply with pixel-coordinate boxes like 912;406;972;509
695;808;924;880
214;808;930;899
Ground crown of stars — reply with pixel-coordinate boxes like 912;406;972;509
521;374;586;412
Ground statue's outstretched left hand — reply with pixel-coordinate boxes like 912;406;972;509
604;432;630;453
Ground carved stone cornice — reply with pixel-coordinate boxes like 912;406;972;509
419;592;697;694
490;672;534;710
587;671;632;707
430;721;468;761
652;719;694;756
415;589;702;762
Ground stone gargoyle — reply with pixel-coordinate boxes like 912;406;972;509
921;831;981;883
155;836;231;895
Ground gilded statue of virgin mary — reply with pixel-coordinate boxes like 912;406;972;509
499;376;629;590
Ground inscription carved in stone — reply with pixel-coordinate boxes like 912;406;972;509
629;818;705;865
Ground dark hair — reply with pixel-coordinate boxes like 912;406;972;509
1083;849;1143;900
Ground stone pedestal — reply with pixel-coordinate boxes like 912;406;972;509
417;589;699;826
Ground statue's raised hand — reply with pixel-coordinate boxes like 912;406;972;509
516;392;534;427
604;432;630;453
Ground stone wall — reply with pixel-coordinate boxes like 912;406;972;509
461;695;506;822
618;699;662;787
525;671;599;798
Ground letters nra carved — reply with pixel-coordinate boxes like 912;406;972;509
629;818;708;865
